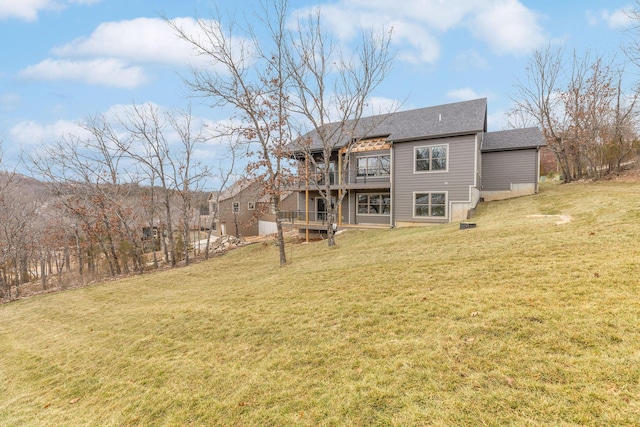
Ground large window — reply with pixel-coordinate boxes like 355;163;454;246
414;192;446;218
415;144;447;172
358;193;391;215
357;155;390;177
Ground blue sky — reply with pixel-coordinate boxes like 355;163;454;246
0;0;636;170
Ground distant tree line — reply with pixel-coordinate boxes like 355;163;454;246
509;3;640;183
0;107;219;302
510;46;640;182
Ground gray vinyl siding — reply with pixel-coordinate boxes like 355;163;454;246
393;134;477;223
356;214;389;225
481;149;537;191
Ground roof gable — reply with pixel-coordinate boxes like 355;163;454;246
217;178;258;201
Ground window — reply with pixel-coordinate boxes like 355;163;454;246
247;201;255;210
232;202;239;213
357;193;391;215
315;162;336;185
357;155;391;177
414;192;446;217
415;144;447;172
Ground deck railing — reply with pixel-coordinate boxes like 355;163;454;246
278;210;328;224
291;169;390;188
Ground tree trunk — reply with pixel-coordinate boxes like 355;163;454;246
41;257;47;290
326;209;336;247
164;196;176;267
183;219;190;266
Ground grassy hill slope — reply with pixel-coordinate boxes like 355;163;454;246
1;181;640;426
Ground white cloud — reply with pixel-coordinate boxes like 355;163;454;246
19;58;147;88
470;0;545;55
0;0;55;21
0;0;100;22
391;21;440;64
294;0;547;64
587;8;634;29
29;16;245;87
324;0;476;33
21;17;211;88
52;17;205;65
446;87;483;101
9;119;85;145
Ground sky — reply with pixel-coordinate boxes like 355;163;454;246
0;0;637;172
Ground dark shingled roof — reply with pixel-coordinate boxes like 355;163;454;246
299;98;488;151
482;127;546;152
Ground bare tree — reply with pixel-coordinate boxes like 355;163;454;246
0;191;40;300
511;46;639;181
171;0;394;257
166;106;211;266
204;139;238;260
27;125;138;281
287;9;394;246
608;68;640;171
169;0;295;266
511;45;574;181
115;103;180;266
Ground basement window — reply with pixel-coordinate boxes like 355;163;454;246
358;193;390;215
414;192;447;218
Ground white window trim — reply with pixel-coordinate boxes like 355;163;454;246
413;143;449;174
232;202;240;213
247;201;255;210
412;191;448;219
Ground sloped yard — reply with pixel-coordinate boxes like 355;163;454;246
1;181;639;426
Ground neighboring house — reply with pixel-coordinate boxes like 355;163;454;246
256;191;297;235
288;98;546;227
211;179;297;237
213;179;262;238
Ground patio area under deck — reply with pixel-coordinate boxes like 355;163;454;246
281;220;389;243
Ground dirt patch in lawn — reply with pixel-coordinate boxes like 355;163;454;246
527;214;573;225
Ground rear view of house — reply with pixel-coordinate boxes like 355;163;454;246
288;98;546;228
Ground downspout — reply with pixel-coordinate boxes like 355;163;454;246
305;157;309;243
536;147;541;193
338;151;343;226
390;143;394;228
